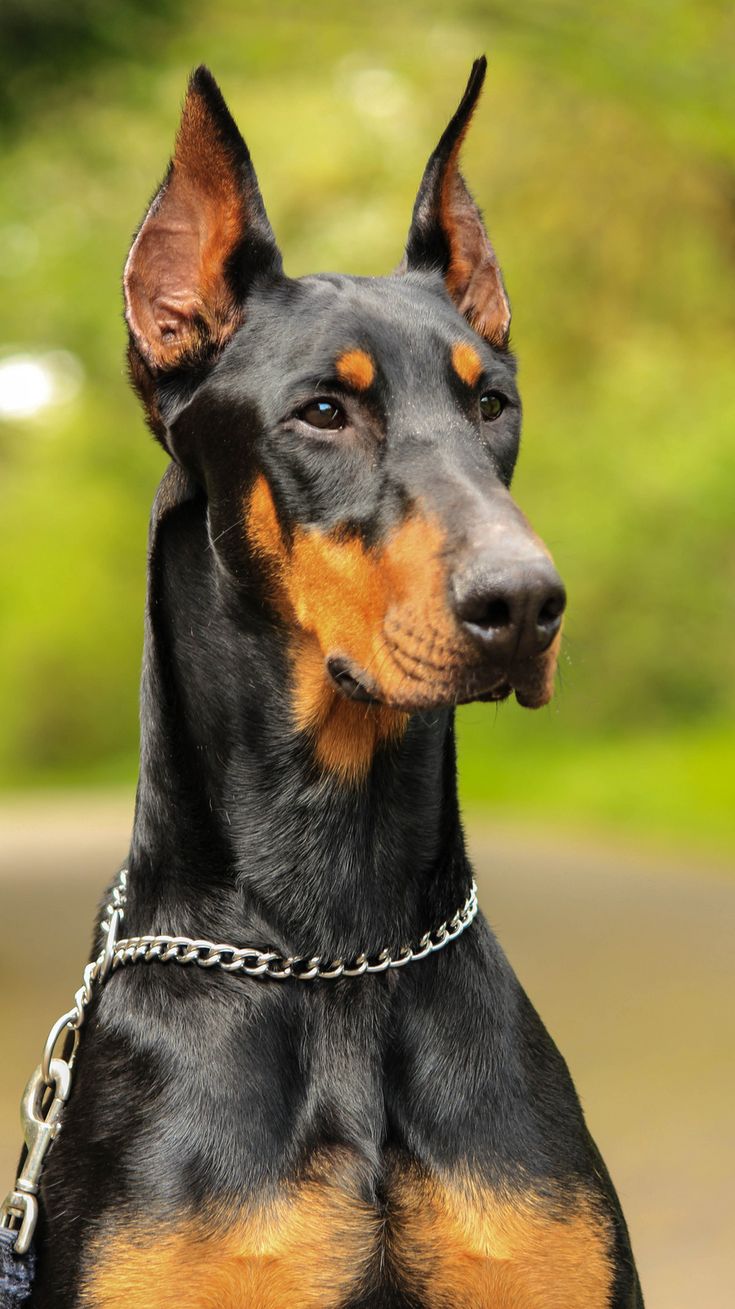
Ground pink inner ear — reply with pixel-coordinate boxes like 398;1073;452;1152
124;176;244;370
451;255;511;348
126;216;202;347
440;151;511;349
123;84;247;371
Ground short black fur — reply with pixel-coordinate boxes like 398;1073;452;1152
27;60;643;1309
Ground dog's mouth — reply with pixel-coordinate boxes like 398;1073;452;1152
326;656;381;704
474;683;513;704
326;654;535;711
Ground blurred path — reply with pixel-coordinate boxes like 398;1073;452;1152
1;793;733;1307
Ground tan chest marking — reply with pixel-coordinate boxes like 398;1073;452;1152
82;1156;378;1309
389;1170;615;1309
83;1153;614;1309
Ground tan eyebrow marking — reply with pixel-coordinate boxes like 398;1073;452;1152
451;341;483;387
335;348;375;391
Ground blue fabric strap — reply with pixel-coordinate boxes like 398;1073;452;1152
0;1228;35;1305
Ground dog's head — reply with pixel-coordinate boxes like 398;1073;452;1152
124;59;565;780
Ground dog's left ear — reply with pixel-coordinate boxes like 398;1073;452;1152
403;56;511;349
124;66;282;376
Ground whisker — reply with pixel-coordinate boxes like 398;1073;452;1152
209;518;245;548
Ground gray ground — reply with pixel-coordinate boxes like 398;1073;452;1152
1;794;733;1307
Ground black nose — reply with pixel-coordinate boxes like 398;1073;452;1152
453;557;566;660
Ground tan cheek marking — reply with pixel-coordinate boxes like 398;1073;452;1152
287;530;388;665
247;474;286;567
286;530;408;783
390;1170;614;1308
285;512;461;781
292;635;408;784
245;478;464;781
83;1156;378;1309
245;477;409;782
335;348;375;391
451;340;483;387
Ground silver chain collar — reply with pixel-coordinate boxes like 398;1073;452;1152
1;869;478;1255
109;870;479;981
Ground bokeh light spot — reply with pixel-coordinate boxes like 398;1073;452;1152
0;351;83;421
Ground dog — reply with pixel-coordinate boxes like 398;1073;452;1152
28;57;643;1307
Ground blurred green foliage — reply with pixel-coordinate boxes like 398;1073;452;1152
0;0;180;128
0;1;733;848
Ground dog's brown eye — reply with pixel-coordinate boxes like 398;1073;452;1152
297;400;346;431
479;391;505;421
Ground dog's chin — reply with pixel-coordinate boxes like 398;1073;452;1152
513;683;553;709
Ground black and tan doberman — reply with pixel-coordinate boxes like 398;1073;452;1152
29;58;643;1308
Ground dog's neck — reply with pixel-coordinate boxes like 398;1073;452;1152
127;468;469;960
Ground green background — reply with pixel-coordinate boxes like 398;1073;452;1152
1;0;733;851
1;14;733;1301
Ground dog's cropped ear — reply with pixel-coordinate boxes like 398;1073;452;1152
402;56;510;349
124;66;281;376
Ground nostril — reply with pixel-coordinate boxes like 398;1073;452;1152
535;584;566;644
483;598;511;630
456;589;513;632
538;594;564;627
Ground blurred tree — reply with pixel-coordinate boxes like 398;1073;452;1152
0;0;732;846
0;0;182;129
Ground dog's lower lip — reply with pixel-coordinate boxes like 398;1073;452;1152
476;681;512;703
325;657;513;710
326;656;379;704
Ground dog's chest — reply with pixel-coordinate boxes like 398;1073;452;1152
82;1153;614;1309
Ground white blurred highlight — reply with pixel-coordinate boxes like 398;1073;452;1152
345;67;410;121
0;351;83;421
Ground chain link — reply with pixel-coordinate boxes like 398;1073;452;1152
1;867;478;1255
110;876;479;981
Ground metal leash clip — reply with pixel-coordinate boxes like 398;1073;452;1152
0;1061;71;1256
0;871;125;1256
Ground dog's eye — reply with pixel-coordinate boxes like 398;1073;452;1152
297;399;347;431
479;391;506;421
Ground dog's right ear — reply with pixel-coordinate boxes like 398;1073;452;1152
124;67;281;397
